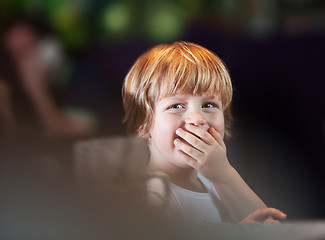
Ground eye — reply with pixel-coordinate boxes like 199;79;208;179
169;104;184;109
202;103;217;109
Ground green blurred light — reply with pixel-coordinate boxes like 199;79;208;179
102;3;131;35
145;3;186;42
48;3;87;49
60;24;88;49
179;0;201;14
216;0;239;16
52;4;80;30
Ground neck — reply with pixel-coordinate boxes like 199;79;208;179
148;160;206;192
148;159;196;179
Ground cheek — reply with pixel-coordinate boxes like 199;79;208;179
161;118;180;139
211;115;225;137
155;120;182;150
149;115;178;138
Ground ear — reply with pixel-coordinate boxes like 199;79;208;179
143;133;151;139
139;128;151;139
143;122;153;139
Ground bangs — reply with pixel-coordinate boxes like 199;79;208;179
158;63;222;98
149;45;232;109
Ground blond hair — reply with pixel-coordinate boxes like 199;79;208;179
122;42;233;138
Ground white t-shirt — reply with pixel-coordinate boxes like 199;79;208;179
168;173;224;223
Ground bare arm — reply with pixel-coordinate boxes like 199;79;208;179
212;165;266;221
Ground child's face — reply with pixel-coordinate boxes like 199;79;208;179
148;93;225;168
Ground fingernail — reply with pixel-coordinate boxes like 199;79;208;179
174;139;179;145
176;128;182;135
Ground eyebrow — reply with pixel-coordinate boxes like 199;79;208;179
160;95;188;102
202;95;217;100
202;96;223;107
200;95;220;101
161;95;220;102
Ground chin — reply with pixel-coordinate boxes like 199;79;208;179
175;158;194;169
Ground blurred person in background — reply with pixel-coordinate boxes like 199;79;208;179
1;20;97;138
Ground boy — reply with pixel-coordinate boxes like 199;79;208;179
122;42;286;223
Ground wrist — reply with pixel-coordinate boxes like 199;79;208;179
210;163;237;185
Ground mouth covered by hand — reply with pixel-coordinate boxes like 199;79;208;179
173;123;229;182
179;123;210;140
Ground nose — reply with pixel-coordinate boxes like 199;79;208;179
185;112;209;131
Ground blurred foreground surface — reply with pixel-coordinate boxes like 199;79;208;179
1;135;325;240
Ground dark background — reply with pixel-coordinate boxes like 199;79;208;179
0;0;324;223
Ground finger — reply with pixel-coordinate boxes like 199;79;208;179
264;218;280;224
263;208;287;221
241;217;280;224
240;218;258;224
174;138;203;160
250;208;287;222
176;128;206;151
184;124;215;145
208;127;226;148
